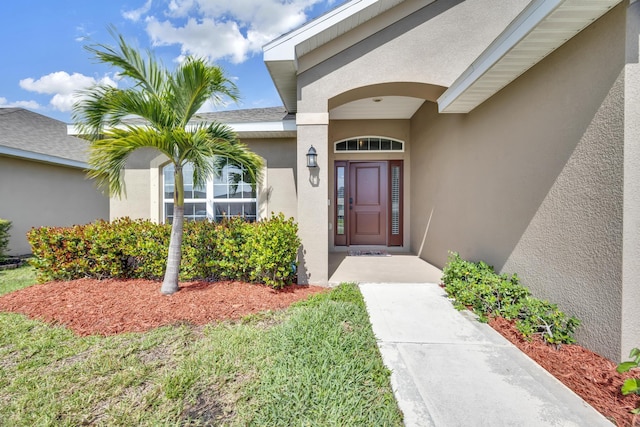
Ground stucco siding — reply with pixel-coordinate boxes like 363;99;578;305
409;4;625;360
114;139;298;223
297;0;529;113
0;156;109;255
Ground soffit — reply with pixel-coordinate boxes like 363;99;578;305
264;0;417;112
329;96;425;119
438;0;622;113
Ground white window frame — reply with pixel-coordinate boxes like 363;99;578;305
334;136;405;153
162;158;258;224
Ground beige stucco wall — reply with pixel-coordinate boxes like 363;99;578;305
294;0;530;285
0;156;109;255
409;4;627;360
113;139;298;224
328;120;411;250
622;0;640;361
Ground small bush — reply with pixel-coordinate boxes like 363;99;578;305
441;252;580;345
617;347;640;414
27;214;300;288
0;218;11;261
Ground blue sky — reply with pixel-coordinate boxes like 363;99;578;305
0;0;341;123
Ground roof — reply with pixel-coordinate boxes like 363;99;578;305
68;106;297;139
0;108;89;168
264;0;623;115
438;0;622;113
264;0;418;112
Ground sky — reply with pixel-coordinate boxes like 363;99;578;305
0;0;342;123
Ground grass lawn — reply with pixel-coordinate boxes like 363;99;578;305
0;267;403;426
0;264;37;296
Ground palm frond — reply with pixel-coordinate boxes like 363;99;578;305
87;127;174;197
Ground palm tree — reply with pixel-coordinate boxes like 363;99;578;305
73;32;263;295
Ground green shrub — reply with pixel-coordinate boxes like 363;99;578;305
617;347;640;414
441;252;580;345
0;218;11;261
245;214;300;288
27;215;300;288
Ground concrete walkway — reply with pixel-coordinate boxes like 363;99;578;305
360;282;612;427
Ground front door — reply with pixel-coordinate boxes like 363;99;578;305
335;160;403;246
349;162;388;245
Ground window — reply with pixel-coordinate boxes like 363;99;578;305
163;158;257;224
334;137;404;153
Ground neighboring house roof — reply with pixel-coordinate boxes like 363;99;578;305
67;106;297;139
264;0;622;114
0;108;89;169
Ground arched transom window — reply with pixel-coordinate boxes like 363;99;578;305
334;136;404;153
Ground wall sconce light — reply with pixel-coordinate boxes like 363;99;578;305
306;145;318;168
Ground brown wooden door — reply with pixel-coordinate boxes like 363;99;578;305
349;162;388;245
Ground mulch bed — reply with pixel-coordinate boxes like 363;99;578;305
0;279;639;425
0;278;326;336
489;316;640;427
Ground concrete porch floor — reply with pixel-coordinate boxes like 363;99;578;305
328;252;442;285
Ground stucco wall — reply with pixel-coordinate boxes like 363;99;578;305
297;0;530;112
0;156;109;255
409;4;626;360
113;139;298;223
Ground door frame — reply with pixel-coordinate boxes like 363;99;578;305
334;160;403;246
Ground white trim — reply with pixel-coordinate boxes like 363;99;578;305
263;0;381;62
0;145;88;169
334;136;405;153
68;120;297;137
438;0;622;113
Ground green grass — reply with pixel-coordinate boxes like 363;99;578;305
0;282;403;426
0;264;36;296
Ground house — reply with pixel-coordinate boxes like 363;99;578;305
0;108;109;255
82;0;639;362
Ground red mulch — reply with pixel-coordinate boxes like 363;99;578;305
489;316;640;427
1;280;639;425
0;278;326;336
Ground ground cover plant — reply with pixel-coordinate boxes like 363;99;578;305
442;252;640;426
441;252;579;345
0;271;403;426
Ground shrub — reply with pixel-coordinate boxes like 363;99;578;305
27;215;300;288
617;347;640;414
0;218;11;262
441;252;580;345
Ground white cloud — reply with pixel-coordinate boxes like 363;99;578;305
0;97;42;110
145;0;331;63
19;71;117;112
123;0;153;22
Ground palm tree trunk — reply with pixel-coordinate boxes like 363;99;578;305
162;165;184;295
161;205;183;294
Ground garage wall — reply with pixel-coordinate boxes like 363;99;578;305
0;156;109;255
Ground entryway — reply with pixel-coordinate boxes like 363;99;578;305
334;160;403;247
328;253;442;285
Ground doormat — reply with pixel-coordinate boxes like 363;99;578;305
348;250;390;257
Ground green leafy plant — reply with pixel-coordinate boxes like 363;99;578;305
27;215;300;288
442;252;580;345
616;347;640;414
0;218;11;262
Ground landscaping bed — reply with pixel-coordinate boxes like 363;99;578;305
490;316;639;427
0;278;325;336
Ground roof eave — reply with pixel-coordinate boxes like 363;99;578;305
0;145;88;169
438;0;622;114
